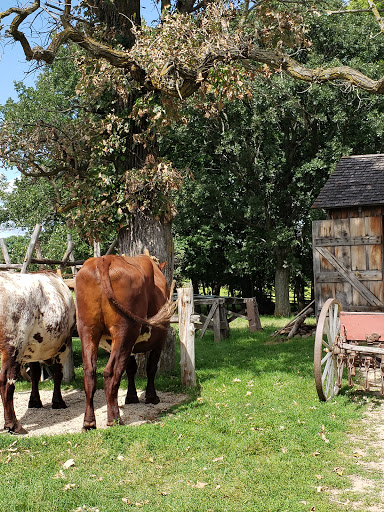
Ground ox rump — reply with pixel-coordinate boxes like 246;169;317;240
0;271;76;434
75;254;176;431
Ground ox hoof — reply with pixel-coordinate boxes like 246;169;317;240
82;423;97;432
125;395;140;404
52;400;67;410
145;396;160;405
107;418;125;427
6;422;28;435
28;398;43;409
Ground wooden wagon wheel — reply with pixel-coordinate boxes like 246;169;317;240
314;298;343;401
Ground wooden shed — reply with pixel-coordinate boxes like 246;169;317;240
312;154;384;315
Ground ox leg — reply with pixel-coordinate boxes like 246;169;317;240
28;362;43;408
80;329;100;431
145;348;161;404
0;351;27;434
51;363;67;409
125;356;140;404
104;328;136;426
104;353;128;426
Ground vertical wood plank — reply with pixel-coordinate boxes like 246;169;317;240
334;219;352;307
213;300;221;342
350;217;367;306
178;288;196;387
245;298;263;332
312;221;323;315
365;216;383;303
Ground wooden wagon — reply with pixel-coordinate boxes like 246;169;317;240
312;154;384;399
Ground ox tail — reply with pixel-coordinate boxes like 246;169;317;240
98;257;177;329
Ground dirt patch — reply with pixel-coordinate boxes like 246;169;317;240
329;387;384;511
0;389;188;437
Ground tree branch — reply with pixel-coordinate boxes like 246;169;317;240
368;0;384;34
2;2;384;96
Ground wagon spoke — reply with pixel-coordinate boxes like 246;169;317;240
321;351;333;365
321;338;332;352
322;357;332;386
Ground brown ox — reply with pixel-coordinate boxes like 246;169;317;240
75;254;175;431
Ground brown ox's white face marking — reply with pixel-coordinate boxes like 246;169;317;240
7;379;16;386
0;272;75;365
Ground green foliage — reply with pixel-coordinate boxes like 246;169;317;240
166;6;384;303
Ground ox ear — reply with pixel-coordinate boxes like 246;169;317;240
159;261;167;272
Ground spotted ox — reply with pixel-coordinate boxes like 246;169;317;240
75;254;175;431
0;272;76;434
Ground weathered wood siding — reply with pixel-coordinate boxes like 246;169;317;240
312;216;384;314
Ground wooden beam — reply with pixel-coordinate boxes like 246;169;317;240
30;258;85;266
317;270;383;283
67;234;77;275
314;236;382;247
199;300;219;339
21;224;42;273
0;263;23;270
0;238;11;264
61;239;74;265
35;240;46;270
271;300;315;337
105;238;118;255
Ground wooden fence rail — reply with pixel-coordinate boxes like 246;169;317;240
174;288;263;387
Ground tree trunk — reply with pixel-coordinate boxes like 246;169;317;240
274;249;291;317
118;211;174;283
118;211;176;374
294;275;306;312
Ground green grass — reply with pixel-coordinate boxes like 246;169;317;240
0;317;373;512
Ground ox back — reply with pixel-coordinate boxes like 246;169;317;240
75;254;173;431
0;271;76;434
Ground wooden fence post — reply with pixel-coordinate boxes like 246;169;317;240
67;235;78;276
63;341;75;382
0;238;11;265
21;224;42;273
245;298;263;332
178;287;196;387
94;241;101;258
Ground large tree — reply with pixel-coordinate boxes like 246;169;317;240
1;0;384;309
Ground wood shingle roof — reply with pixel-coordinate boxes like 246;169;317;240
312;154;384;209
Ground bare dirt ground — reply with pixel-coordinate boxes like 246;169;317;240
0;388;188;437
329;378;384;511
